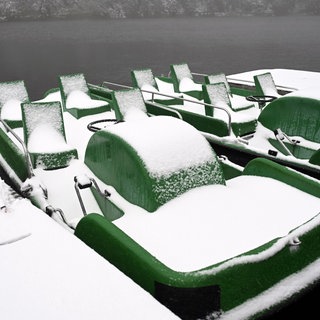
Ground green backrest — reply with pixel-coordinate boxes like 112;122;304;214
112;88;148;121
58;73;109;119
0;80;29;108
259;95;320;144
58;73;90;109
21;101;66;146
202;83;232;116
21;101;78;169
254;72;278;96
170;63;193;92
205;73;232;96
0;80;29;127
131;68;158;90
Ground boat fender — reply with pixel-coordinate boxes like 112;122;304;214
274;128;285;141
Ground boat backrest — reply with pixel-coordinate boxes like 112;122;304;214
59;73;90;98
0;80;29;127
259;95;320;144
131;68;158;90
21;101;66;146
112;88;148;121
205;73;232;96
202;83;231;117
58;73;89;111
170;63;193;92
254;72;279;97
21;101;78;169
58;73;109;118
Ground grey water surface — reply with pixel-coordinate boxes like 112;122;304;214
0;15;319;100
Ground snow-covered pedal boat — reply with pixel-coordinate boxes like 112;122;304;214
128;66;320;180
0;73;320;319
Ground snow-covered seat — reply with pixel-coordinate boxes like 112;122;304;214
170;63;203;100
131;68;182;105
203;83;259;136
21;101;78;169
0;80;29;128
205;73;255;111
253;72;282;98
59;73;109;119
112;88;150;122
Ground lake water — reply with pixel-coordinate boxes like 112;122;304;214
0;15;319;100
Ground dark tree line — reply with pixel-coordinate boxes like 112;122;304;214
0;0;319;21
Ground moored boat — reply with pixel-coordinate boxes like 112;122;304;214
127;65;320;179
0;71;320;319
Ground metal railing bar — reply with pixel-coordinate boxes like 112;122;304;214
0;118;34;178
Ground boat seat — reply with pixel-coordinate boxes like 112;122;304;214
202;83;259;137
112;88;150;121
21;101;78;170
258;93;320;162
58;73;110;119
170;63;203;100
253;72;282;98
131;68;182;105
0;80;29;129
205;73;255;111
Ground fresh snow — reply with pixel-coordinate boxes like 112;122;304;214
228;68;320;92
114;175;320;271
66;90;107;109
1;99;22;120
0;184;179;320
105;116;215;177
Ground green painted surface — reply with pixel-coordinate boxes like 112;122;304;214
310;149;320;165
259;96;320;143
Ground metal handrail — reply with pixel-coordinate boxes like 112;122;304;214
101;81;232;135
102;81;132;89
141;88;232;136
102;81;183;120
191;72;209;77
0;118;34;179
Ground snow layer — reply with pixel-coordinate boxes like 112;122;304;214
104;116;215;177
114;175;320;272
0;191;178;320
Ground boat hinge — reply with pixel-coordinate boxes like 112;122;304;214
274;128;300;156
